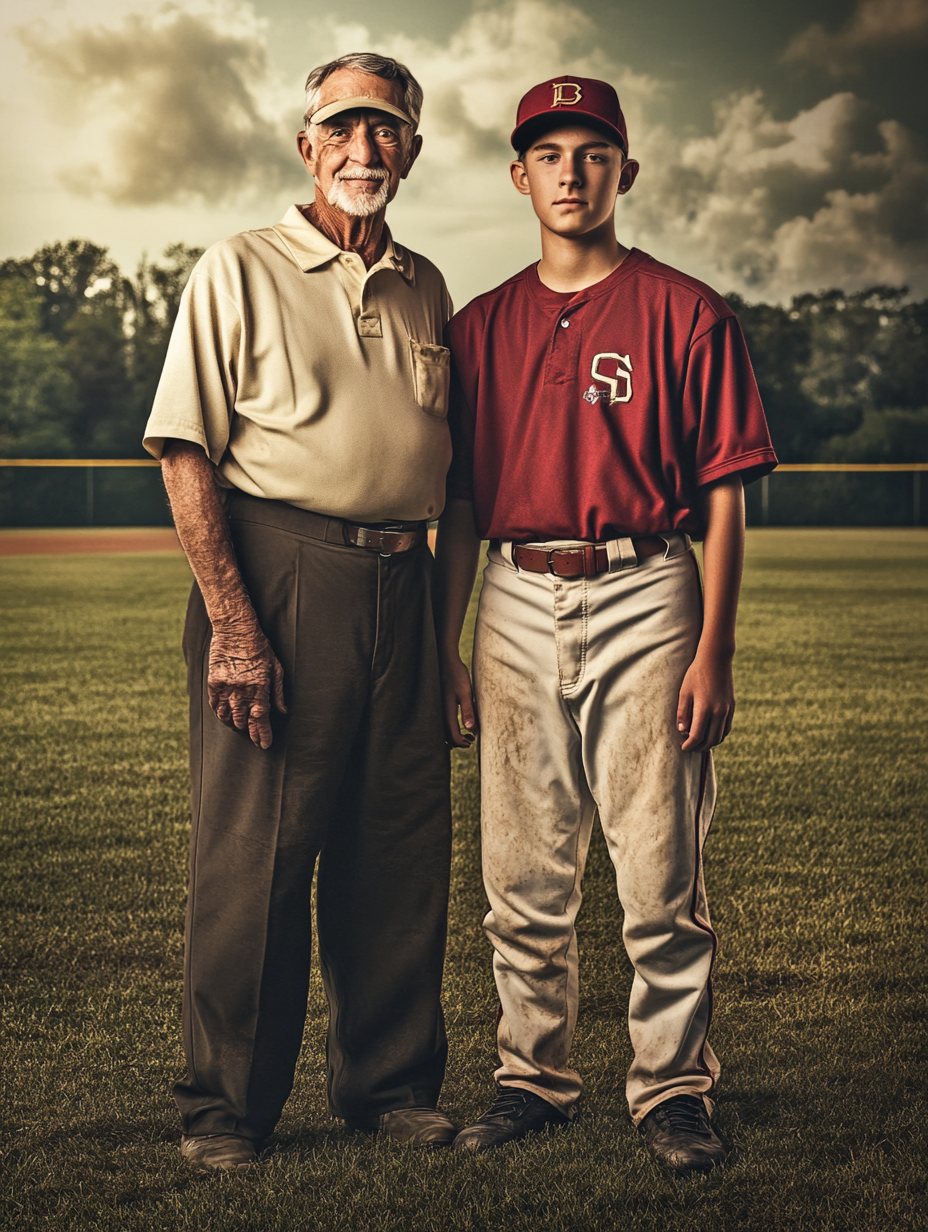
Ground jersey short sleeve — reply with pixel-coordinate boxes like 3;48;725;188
686;315;775;488
143;253;241;463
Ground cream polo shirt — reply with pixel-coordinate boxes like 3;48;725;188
143;205;453;522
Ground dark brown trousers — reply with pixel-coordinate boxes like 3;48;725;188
174;492;452;1142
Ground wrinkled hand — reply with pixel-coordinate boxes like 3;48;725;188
676;652;735;754
208;629;287;750
440;654;478;749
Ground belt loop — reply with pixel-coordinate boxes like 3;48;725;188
660;531;691;560
500;540;518;570
583;544;595;575
605;536;637;572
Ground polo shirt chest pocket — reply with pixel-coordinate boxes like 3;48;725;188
409;339;451;419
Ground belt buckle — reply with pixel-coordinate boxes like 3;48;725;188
546;548;578;577
546;547;588;577
379;526;403;557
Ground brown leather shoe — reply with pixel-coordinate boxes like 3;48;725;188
639;1095;727;1175
180;1134;257;1173
349;1107;458;1148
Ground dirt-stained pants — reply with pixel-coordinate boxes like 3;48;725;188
473;535;719;1125
174;492;452;1142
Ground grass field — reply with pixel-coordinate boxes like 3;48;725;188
1;528;926;1231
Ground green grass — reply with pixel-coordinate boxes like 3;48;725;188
1;529;926;1231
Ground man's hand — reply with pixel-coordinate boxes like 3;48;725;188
160;439;288;751
676;651;735;753
208;629;287;751
440;653;477;748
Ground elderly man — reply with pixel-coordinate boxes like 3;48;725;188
143;53;457;1172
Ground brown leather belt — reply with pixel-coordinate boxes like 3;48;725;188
512;536;666;577
345;523;425;555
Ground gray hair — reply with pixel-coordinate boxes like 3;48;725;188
303;52;423;131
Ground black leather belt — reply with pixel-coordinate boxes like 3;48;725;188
224;492;426;555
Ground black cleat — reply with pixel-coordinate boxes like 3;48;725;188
453;1086;569;1153
639;1094;728;1175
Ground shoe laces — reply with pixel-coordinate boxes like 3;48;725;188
482;1088;535;1123
657;1097;711;1135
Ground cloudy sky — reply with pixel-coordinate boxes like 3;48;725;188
1;0;926;306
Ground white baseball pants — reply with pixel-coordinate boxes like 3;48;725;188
473;535;720;1124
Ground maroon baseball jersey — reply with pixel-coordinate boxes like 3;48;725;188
446;250;777;541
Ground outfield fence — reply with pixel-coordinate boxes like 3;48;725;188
759;463;926;526
0;458;159;526
0;459;926;528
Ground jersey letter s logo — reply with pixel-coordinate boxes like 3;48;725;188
552;82;583;106
590;352;633;404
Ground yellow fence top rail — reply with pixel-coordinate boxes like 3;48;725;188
776;462;928;472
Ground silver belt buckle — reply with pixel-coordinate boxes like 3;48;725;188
379;525;403;557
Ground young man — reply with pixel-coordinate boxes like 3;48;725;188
433;77;777;1174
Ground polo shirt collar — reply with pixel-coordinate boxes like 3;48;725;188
273;204;416;283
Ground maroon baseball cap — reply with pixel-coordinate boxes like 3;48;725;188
511;76;628;155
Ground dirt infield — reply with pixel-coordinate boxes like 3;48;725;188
0;528;181;556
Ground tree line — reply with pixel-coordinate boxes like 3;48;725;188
0;239;202;460
729;288;928;464
1;239;926;465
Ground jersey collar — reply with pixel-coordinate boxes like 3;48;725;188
272;204;416;283
523;248;646;312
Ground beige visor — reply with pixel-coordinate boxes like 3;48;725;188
309;96;414;127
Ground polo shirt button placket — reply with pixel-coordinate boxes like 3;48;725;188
357;282;383;339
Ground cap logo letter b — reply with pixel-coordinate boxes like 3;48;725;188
552;82;583;107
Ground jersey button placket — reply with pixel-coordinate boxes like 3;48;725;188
544;311;582;386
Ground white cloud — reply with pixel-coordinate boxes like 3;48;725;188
7;0;927;302
351;1;928;300
18;1;304;205
621;89;928;296
784;0;928;75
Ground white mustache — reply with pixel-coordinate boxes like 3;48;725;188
334;164;389;182
326;168;391;217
